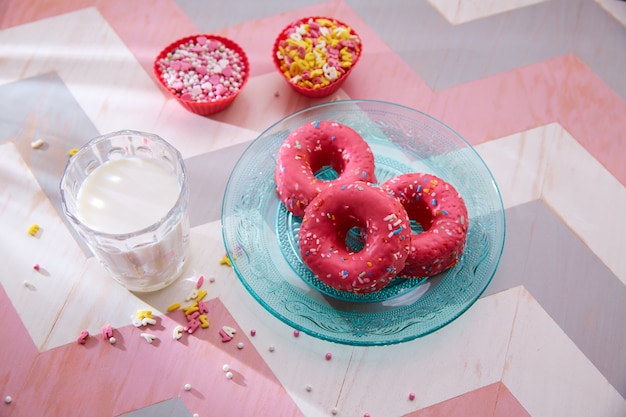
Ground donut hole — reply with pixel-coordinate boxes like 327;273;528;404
405;200;434;234
333;218;366;254
345;226;366;252
314;165;339;181
310;152;346;182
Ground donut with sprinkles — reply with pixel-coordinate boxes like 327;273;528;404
298;181;411;294
381;173;469;278
274;120;376;217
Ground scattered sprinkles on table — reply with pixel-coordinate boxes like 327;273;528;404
275;17;361;91
27;223;40;236
155;35;247;103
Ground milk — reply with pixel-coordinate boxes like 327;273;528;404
76;158;180;234
75;157;190;291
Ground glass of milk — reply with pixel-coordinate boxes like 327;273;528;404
60;130;190;292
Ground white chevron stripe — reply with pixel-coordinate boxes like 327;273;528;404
427;0;548;25
503;286;626;415
0;8;257;158
0;141;83;349
221;282;520;417
474;123;626;285
596;0;626;27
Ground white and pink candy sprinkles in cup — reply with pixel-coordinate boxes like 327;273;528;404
154;35;249;116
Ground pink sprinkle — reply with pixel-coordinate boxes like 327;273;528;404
207;40;220;51
325;352;332;361
197;300;209;314
408;392;416;401
77;330;89;345
215;84;228;96
101;324;113;340
33;264;40;271
250;329;256;336
197;36;208;45
219;329;232;342
196;275;204;288
209;74;221;84
293;330;300;337
222;66;232;77
185;319;201;334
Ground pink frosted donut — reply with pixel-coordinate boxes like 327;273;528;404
275;120;376;217
382;173;469;278
298;181;411;294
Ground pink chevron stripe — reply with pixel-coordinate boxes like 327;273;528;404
0;286;303;416
1;0;623;186
494;383;532;417
403;382;531;417
0;286;39;411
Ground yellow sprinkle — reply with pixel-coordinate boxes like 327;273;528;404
220;255;232;267
68;148;79;157
183;303;199;316
196;289;208;302
199;315;210;329
27;223;40;236
136;310;153;319
166;303;181;312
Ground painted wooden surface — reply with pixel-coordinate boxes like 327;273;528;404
1;0;625;416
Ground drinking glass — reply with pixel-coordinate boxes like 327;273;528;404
60;130;190;292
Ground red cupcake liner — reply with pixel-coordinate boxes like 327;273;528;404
154;35;249;116
272;16;363;99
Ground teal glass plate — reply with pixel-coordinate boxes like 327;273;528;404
221;100;506;346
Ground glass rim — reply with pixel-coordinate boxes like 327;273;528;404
59;129;189;239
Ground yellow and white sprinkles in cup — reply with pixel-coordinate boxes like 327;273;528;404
275;17;361;89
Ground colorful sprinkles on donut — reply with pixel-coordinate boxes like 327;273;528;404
155;36;247;103
382;173;469;278
298;181;411;294
274;120;376;217
274;17;361;91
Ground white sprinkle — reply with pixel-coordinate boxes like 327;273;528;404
237;342;244;349
225;371;233;379
269;345;275;352
140;333;157;344
184;383;192;391
31;139;45;149
173;325;184;340
108;337;116;344
222;364;230;372
4;395;12;404
306;385;313;392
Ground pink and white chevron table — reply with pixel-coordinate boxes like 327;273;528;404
1;1;624;416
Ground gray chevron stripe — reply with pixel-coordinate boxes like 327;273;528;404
178;0;626;100
347;0;626;99
0;73;100;253
118;398;191;417
483;200;626;398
